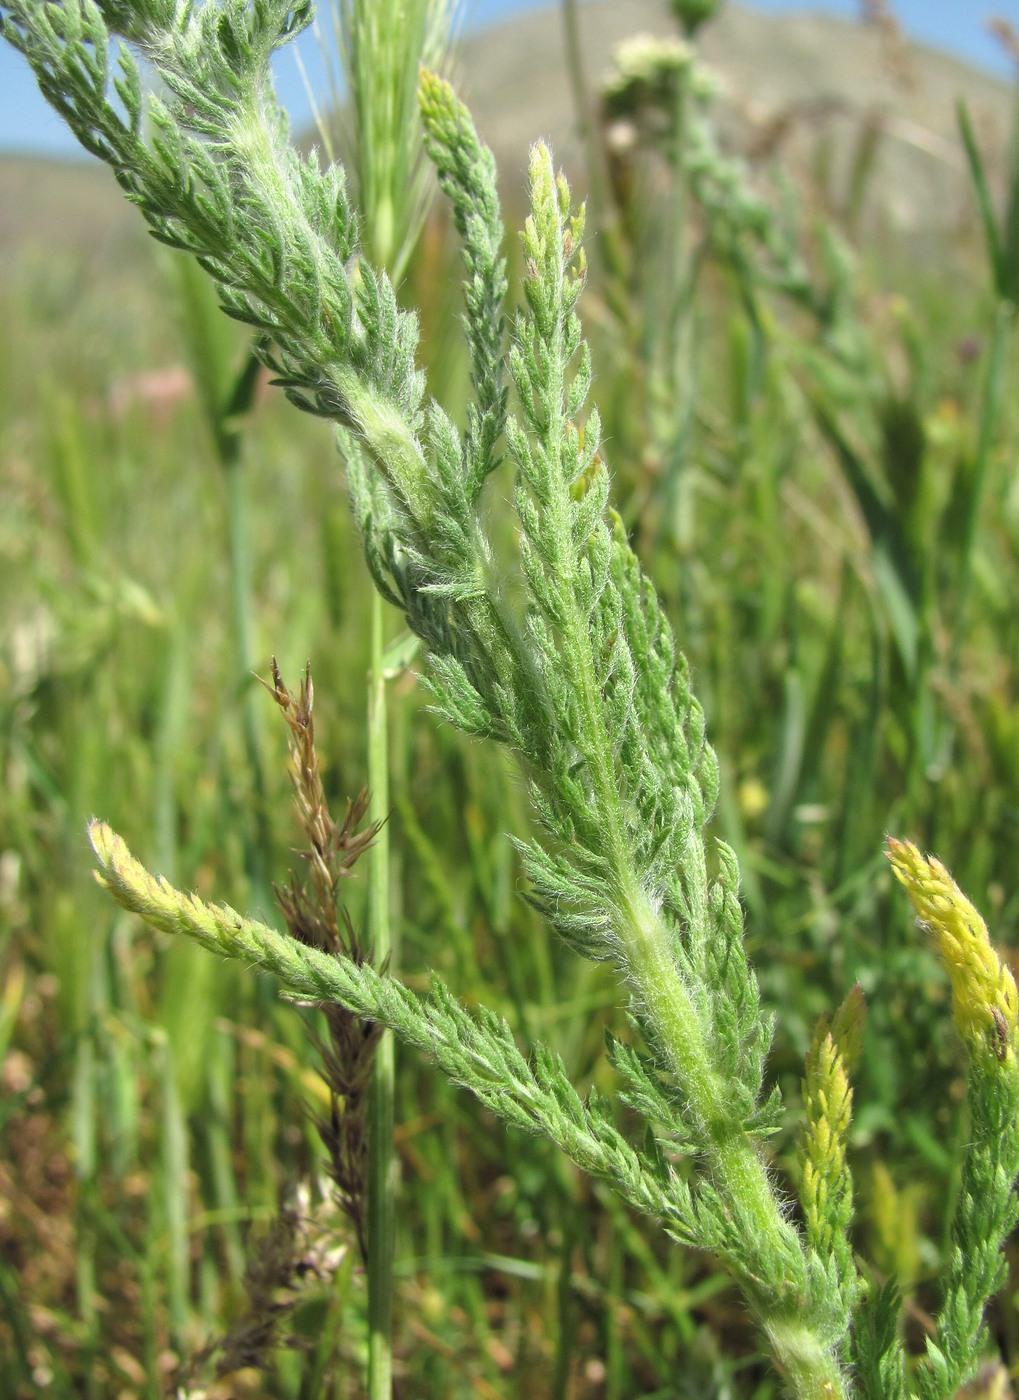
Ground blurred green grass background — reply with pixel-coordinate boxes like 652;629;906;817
3;10;1019;1395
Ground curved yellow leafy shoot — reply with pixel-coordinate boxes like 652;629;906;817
886;837;1017;1064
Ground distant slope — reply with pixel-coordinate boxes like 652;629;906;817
1;2;1011;268
457;2;1011;230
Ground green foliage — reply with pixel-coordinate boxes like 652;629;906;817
90;819;702;1245
4;0;1019;1397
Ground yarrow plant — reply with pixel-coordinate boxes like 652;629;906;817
3;0;1019;1393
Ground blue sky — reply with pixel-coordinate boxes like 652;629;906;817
1;0;1017;158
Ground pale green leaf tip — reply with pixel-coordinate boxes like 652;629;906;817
88;817;116;877
417;65;445;111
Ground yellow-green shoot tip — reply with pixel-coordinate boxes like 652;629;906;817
886;836;1017;1062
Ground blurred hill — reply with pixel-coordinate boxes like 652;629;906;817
1;2;1013;268
457;1;1013;232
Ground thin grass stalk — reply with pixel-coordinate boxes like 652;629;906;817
169;256;272;906
325;6;461;1389
206;1033;247;1284
950;90;1018;684
72;985;99;1381
152;626;185;884
958;98;1005;292
552;1206;576;1400
366;588;396;1400
0;1260;33;1391
223;440;272;905
160;1040;190;1343
950;299;1012;673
